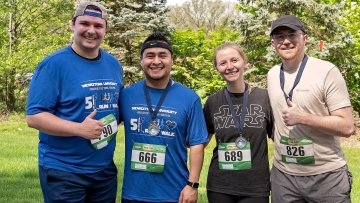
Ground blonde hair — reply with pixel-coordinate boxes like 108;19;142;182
213;42;248;67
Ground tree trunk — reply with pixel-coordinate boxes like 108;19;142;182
5;7;17;111
5;71;16;111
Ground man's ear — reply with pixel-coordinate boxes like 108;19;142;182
69;20;75;31
140;58;144;68
271;38;276;48
303;34;309;42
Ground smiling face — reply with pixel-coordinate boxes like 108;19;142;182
71;9;107;58
215;47;246;83
141;47;173;88
271;27;307;63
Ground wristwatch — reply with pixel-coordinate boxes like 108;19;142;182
186;180;199;189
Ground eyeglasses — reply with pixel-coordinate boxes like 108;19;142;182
272;32;302;42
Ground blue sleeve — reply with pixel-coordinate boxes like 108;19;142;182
187;97;208;146
26;60;59;115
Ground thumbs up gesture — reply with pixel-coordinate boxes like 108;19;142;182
282;99;302;126
79;109;104;139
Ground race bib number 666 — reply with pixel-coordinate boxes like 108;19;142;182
131;143;166;173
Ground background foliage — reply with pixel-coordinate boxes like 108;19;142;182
230;0;359;115
0;0;359;115
0;0;73;113
104;0;173;85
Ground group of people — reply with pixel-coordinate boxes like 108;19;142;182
25;1;354;203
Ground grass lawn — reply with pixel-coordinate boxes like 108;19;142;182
0;114;359;202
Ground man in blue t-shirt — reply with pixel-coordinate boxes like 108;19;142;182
26;1;123;202
120;31;208;203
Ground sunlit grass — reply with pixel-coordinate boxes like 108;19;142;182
0;115;358;202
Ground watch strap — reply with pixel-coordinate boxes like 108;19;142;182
186;180;199;188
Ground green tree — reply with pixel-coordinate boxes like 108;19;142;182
335;1;360;115
168;0;237;32
104;0;173;85
0;0;73;112
231;0;359;114
170;27;241;99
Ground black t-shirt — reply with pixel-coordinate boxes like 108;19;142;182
203;86;273;197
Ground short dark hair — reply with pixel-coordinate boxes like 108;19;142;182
140;31;173;56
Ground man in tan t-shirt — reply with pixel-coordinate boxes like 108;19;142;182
267;15;354;203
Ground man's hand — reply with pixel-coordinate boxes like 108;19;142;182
79;109;104;139
282;99;304;126
178;186;198;203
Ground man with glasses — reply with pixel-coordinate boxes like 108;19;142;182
267;15;354;202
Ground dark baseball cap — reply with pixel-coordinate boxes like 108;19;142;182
73;1;108;21
270;15;306;35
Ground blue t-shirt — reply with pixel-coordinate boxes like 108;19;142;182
120;80;208;202
26;46;124;173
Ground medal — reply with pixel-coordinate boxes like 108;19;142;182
235;136;247;149
144;80;172;137
148;120;160;136
224;87;250;150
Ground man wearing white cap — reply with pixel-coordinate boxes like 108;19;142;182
26;1;123;202
267;15;354;202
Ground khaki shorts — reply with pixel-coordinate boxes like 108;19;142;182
271;165;352;203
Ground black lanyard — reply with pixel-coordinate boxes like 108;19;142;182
279;55;308;101
143;80;172;120
224;85;249;136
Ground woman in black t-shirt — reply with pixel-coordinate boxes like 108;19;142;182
204;42;273;203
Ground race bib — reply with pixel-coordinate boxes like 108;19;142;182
131;143;166;173
280;135;315;165
218;142;251;170
90;114;118;150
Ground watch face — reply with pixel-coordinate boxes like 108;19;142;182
187;181;199;188
193;182;199;188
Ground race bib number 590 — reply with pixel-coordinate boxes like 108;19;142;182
90;114;118;150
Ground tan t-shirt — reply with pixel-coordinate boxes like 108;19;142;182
267;56;351;176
